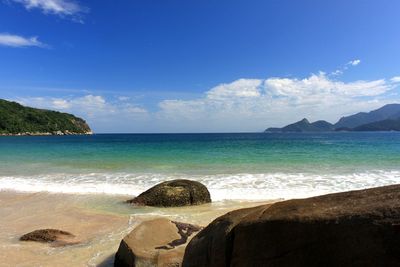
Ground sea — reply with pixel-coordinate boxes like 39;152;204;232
1;132;400;201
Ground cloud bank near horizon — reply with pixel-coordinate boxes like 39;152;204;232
12;71;400;133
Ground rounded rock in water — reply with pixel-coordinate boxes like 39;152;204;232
127;179;211;207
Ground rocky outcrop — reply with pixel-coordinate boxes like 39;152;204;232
183;205;270;267
19;229;80;247
183;184;400;267
127;180;211;207
114;218;202;267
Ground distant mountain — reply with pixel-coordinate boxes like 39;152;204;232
0;99;92;135
353;118;400;131
264;104;400;133
311;120;335;131
265;118;334;133
334;104;400;129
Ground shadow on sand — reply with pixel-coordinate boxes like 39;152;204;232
97;254;115;267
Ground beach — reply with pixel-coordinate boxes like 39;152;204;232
3;1;399;264
1;133;400;266
0;190;271;266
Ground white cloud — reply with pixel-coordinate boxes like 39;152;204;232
348;59;361;66
21;95;107;113
157;73;398;132
331;69;343;76
11;73;400;133
16;95;149;132
391;76;400;83
52;99;70;109
0;33;47;48
206;79;262;99
332;59;362;76
125;106;147;114
265;73;388;97
11;0;87;21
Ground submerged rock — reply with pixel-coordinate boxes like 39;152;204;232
183;184;400;267
127;179;211;207
19;229;79;247
114;218;202;267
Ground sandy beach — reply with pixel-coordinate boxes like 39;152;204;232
0;190;272;266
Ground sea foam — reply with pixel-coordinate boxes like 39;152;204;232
1;171;400;201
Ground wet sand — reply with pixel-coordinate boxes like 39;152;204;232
0;191;273;266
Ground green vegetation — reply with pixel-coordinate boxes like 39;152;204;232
0;99;91;135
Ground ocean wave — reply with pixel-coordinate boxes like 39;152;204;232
1;171;400;201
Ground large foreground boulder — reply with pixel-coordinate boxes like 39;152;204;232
115;218;202;267
127;179;211;207
19;229;80;247
183;184;400;267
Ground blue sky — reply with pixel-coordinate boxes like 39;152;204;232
1;0;400;132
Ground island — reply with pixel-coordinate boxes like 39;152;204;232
265;104;400;132
0;99;92;136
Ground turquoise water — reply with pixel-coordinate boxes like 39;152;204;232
1;133;400;200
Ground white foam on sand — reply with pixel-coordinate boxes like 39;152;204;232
1;170;400;201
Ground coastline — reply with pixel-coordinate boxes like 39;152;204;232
2;133;400;265
0;131;93;136
0;190;273;266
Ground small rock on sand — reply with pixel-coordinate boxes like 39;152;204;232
20;229;80;247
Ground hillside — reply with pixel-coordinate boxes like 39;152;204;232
265;119;334;133
265;104;400;132
353;118;400;131
334;104;400;129
0;99;92;135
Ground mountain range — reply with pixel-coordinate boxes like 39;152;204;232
265;104;400;132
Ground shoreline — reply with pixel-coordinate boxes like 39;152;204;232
0;190;273;266
0;131;93;136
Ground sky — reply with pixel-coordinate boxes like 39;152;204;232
1;0;400;133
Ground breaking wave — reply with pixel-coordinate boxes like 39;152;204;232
2;170;400;201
